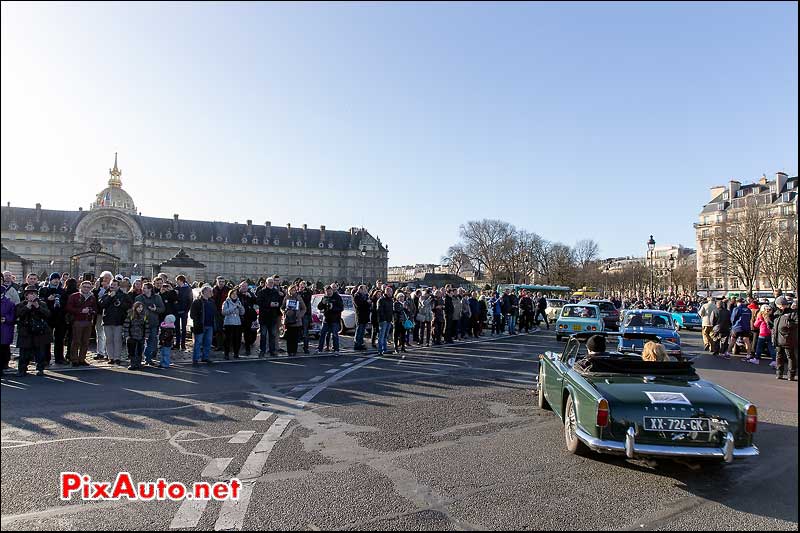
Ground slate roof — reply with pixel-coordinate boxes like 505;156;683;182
1;244;28;263
700;175;798;214
159;248;206;268
1;206;386;252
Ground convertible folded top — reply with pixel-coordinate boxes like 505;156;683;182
574;356;697;377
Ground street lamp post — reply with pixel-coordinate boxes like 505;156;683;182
667;254;676;295
647;235;655;300
360;246;367;285
523;256;530;284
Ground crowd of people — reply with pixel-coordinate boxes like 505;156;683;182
0;270;540;377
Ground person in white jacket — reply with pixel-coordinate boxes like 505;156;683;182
699;296;716;351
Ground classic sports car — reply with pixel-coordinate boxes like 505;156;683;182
537;333;759;463
618;310;683;360
555;304;604;341
671;309;702;330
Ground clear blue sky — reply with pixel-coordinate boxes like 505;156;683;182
1;2;797;265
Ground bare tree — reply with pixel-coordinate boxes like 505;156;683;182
573;239;600;269
779;231;798;293
672;263;698;294
441;244;474;276
459;220;515;283
547;243;576;286
712;206;774;297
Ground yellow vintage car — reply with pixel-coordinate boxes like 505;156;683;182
572;286;601;299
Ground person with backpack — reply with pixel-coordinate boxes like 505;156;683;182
66;280;98;367
16;286;52;376
124;301;148;370
730;298;753;359
772;296;797;381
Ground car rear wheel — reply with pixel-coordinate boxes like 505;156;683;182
537;366;550;410
564;395;589;455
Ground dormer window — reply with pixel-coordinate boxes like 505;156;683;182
252;237;259;245
9;222;18;231
190;233;197;241
216;236;223;242
165;231;172;239
25;222;34;231
328;243;334;249
177;233;185;240
41;224;48;232
273;239;280;246
149;231;156;238
242;237;248;244
60;225;68;232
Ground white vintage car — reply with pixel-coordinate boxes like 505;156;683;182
546;298;568;321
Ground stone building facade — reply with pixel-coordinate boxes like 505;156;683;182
695;171;798;293
1;155;389;283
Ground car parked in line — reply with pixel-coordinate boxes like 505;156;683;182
578;299;621;331
555;304;604;341
537;333;759;464
670;308;702;331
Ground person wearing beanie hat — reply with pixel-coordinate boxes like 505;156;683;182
39;272;67;365
158;314;176;368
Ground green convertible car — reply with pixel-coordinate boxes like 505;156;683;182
537;333;759;463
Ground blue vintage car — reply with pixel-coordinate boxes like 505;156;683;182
618;310;683;359
671;308;702;331
556;304;604;341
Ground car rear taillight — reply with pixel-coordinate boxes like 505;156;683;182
596;398;609;427
745;404;757;433
665;337;677;343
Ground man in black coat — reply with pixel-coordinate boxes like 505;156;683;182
353;285;371;351
316;285;344;354
38;272;67;365
298;281;314;354
256;277;283;357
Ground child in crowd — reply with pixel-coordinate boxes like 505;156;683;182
159;314;176;368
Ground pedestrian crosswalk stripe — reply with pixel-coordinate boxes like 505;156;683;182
228;430;255;444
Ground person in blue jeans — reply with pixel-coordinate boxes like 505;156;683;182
376;286;395;355
190;286;216;366
159;314;176;368
174;275;193;350
316;285;343;354
134;282;165;366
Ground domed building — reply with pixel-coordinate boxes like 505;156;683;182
1;154;389;283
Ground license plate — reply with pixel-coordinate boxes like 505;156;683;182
572;324;582;331
643;417;710;433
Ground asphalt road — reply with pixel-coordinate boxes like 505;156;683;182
1;328;797;531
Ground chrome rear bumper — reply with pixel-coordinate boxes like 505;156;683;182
575;427;759;462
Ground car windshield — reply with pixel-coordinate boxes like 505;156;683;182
562;306;597;318
586;301;615;312
625;312;672;329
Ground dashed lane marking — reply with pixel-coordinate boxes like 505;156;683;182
252;410;273;421
227;431;255;444
201;457;233;478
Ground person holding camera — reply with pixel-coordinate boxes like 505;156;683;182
66;280;98;366
135;282;165;366
39;272;67;365
99;279;130;365
16;286;52;376
316;285;343;355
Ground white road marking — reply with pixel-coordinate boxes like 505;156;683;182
213;355;381;531
171;498;210;529
201;457;233;478
252;410;273;421
227;431;256;444
354;358;366;362
214;369;230;374
290;386;305;393
308;375;325;382
324;369;339;374
340;363;354;367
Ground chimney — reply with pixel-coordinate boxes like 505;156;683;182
173;214;179;233
302;224;308;244
265;221;271;239
776;172;788;194
6;202;9;207
35;203;41;222
729;180;740;201
320;225;326;242
246;219;253;235
79;207;83;212
287;222;292;243
710;186;726;202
